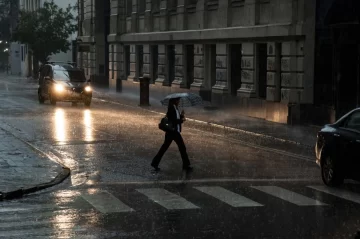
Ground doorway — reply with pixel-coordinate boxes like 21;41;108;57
257;43;267;99
230;44;242;96
151;45;158;83
167;45;175;84
124;45;130;79
137;45;144;79
186;45;194;88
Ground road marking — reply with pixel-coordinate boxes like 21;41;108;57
89;178;320;186
308;185;360;204
252;186;327;206
136;188;199;210
195;186;263;207
81;190;134;213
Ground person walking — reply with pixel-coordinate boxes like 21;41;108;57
151;97;192;172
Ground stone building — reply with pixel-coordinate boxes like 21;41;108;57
77;0;319;124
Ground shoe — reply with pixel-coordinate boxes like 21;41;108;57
183;166;193;172
151;163;160;172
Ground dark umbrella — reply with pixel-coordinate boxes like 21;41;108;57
160;93;203;107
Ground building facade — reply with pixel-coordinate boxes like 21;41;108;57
10;0;77;76
78;0;319;124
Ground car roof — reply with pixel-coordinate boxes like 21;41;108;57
333;108;360;126
47;64;82;72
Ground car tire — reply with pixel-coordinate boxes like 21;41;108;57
49;93;57;106
84;98;91;107
321;155;344;187
38;90;45;104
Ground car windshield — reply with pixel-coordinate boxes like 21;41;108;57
54;70;86;82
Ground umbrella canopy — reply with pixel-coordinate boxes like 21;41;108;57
160;93;203;107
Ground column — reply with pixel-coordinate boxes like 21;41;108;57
172;44;185;88
176;0;185;30
280;41;305;104
155;45;166;85
159;0;168;31
144;0;153;32
266;42;281;102
237;43;256;97
191;44;205;90
131;0;138;32
212;43;228;94
143;44;151;78
127;45;137;81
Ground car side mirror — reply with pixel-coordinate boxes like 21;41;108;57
44;76;51;81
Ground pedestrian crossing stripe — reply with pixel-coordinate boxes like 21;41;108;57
195;186;263;207
81;190;134;213
136;188;199;210
308;185;360;204
252;186;327;206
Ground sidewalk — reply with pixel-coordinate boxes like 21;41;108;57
93;81;320;148
0;125;69;200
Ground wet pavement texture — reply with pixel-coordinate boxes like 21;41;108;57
94;81;320;147
0;75;359;238
0;127;62;193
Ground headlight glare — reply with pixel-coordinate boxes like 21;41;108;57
54;84;64;92
85;86;92;92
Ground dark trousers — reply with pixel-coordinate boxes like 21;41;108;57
152;131;190;168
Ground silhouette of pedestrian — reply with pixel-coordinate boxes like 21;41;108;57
151;97;192;172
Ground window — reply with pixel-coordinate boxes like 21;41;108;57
206;0;218;11
152;0;160;13
21;46;24;61
168;0;178;11
138;0;145;13
231;0;245;7
345;111;360;132
126;0;132;17
54;70;86;82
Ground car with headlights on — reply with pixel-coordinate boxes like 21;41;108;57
38;63;92;106
315;108;360;186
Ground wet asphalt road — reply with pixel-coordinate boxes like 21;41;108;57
0;78;360;238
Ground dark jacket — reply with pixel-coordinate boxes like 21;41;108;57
166;105;184;132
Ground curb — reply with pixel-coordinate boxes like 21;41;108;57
94;94;312;148
0;124;71;201
0;167;70;201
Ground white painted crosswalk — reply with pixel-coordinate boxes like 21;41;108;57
195;186;263;207
252;186;327;206
308;185;360;204
0;184;360;238
2;185;360;217
136;188;199;210
81;190;134;213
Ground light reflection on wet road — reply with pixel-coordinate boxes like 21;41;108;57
0;80;359;238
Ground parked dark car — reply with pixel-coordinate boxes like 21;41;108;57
315;108;360;186
38;63;92;106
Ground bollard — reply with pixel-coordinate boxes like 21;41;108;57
139;76;150;106
116;78;122;92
